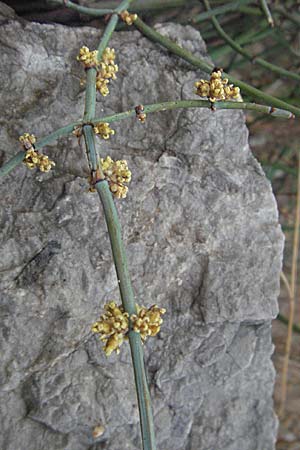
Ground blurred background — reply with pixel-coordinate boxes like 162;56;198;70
2;0;300;448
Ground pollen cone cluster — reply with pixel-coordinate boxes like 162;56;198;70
96;48;118;97
101;156;131;199
120;10;137;25
20;133;55;172
92;302;166;356
93;122;115;140
77;46;118;97
76;46;98;68
92;302;129;356
131;305;166;341
195;69;240;102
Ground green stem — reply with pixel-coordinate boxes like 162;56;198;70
0;122;77;177
274;5;300;27
61;0;196;14
64;0;113;16
192;0;255;23
83;2;127;121
203;0;300;82
83;125;156;450
259;0;274;27
133;16;300;117
210;24;272;59
83;68;97;122
81;2;156;450
0;97;295;178
92;99;295;123
239;5;263;15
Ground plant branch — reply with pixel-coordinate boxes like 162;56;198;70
192;0;254;23
92;99;295;123
83;125;156;450
0;98;295;178
259;0;274;27
203;0;300;82
56;0;114;16
0;122;77;178
133;16;300;117
81;1;157;449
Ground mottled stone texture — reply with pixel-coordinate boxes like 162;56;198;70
0;3;283;450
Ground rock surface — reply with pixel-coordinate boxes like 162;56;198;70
0;3;283;449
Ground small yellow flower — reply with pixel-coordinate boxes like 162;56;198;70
38;154;56;173
92;301;166;356
100;156;131;199
19;133;36;149
77;46;98;68
77;45;118;96
20;133;55;172
195;68;240;102
120;10;137;26
92;301;129;356
130;304;166;341
102;47;116;65
23;148;40;169
93;122;115;140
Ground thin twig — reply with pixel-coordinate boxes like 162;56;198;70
274;5;300;27
61;0;198;13
259;0;274;27
0;99;295;178
279;154;300;417
0;122;77;177
203;0;300;82
61;0;114;16
192;0;254;23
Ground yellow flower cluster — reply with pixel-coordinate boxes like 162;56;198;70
93;122;115;140
195;69;240;102
24;150;55;172
19;133;55;172
77;46;98;68
96;48;118;97
19;132;36;149
131;304;166;341
101;156;131;199
92;301;166;356
77;46;118;96
92;302;129;356
120;10;137;25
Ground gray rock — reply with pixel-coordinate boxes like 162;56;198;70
0;4;282;450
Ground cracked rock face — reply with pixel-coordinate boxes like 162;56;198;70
0;4;283;450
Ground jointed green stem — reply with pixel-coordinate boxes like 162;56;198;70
83;124;156;450
0;122;77;177
64;0;113;16
0;98;295;178
203;0;300;82
82;2;157;450
192;0;254;23
274;5;300;27
83;68;97;122
259;0;274;27
133;16;300;117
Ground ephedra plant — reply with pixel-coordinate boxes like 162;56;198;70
1;0;299;449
